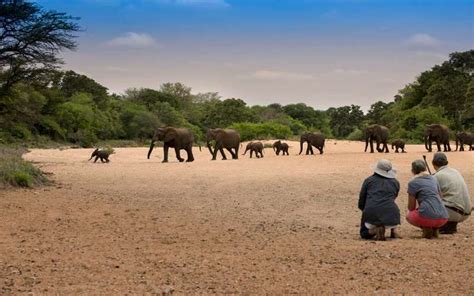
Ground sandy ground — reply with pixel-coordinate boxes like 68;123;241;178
1;140;473;295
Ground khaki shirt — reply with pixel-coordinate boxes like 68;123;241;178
434;166;472;214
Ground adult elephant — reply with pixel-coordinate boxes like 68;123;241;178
455;131;473;151
299;132;325;155
364;124;389;153
424;124;451;152
206;128;241;160
147;127;196;162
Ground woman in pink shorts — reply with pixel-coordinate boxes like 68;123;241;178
406;160;448;239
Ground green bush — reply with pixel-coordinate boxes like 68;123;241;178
229;122;292;141
0;149;49;188
346;128;364;141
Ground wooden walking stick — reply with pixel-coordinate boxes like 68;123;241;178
423;155;432;175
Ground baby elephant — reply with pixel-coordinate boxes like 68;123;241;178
391;139;406;153
89;148;111;163
273;140;289;156
242;142;264;158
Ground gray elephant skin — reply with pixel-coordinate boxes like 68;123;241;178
299;132;325;155
424;124;451;152
273;140;289;156
206;128;241;160
243;141;264;158
455;131;473;151
391;139;406;153
89;148;111;163
147;127;196;162
364;124;389;153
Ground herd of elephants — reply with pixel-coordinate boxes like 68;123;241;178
89;124;473;163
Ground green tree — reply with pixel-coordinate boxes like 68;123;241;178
0;0;80;91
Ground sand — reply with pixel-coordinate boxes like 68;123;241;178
1;140;473;295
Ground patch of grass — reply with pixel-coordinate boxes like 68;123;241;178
0;148;49;188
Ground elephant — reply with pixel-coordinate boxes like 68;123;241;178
206;128;241;160
242;141;264;158
391;139;406;153
89;148;111;163
424;124;451;152
147;127;196;163
299;132;325;155
455;131;473;151
364;124;389;153
273;140;289;156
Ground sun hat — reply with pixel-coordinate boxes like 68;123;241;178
371;159;397;179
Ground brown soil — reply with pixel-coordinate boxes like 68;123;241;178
1;140;473;295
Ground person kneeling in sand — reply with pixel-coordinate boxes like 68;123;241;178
432;152;472;234
358;159;401;241
406;160;448;239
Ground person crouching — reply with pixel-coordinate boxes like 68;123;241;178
358;159;401;241
406;160;448;239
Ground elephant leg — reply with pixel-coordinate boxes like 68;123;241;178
175;147;184;162
317;145;323;154
226;147;236;159
186;146;194;162
447;142;451;152
94;156;99;163
219;147;227;160
211;146;218;160
370;139;374;153
100;157;106;163
384;143;389;153
436;141;441;152
460;143;464;151
162;145;169;163
234;147;239;159
260;150;264;158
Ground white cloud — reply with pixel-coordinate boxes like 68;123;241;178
105;32;158;48
250;70;315;81
333;68;367;75
405;33;440;48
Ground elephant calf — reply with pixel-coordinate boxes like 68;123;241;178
391;139;406;153
243;142;264;158
455;132;474;151
273;140;289;156
89;148;111;163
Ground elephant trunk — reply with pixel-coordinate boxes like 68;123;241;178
424;136;429;151
242;147;248;155
147;140;155;159
299;140;304;155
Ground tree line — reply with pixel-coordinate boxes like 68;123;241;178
0;1;472;147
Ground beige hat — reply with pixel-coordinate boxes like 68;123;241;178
371;159;397;179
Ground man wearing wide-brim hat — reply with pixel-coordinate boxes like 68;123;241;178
358;159;401;240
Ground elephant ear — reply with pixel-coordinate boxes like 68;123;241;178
164;129;178;142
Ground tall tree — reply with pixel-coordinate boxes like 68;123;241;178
0;0;80;91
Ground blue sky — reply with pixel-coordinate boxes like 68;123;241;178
38;0;474;110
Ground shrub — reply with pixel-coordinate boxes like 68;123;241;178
0;148;49;188
229;122;292;141
347;128;364;141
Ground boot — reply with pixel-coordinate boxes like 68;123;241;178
439;222;458;234
390;228;402;239
375;226;386;241
422;227;433;239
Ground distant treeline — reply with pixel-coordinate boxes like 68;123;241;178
0;51;472;147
